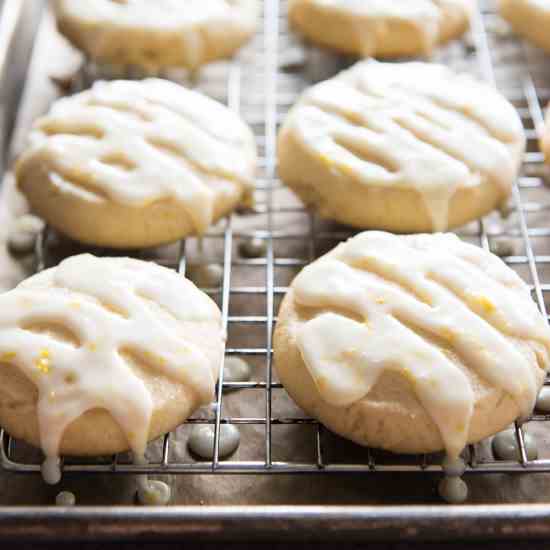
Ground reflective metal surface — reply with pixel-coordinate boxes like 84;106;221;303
2;0;550;540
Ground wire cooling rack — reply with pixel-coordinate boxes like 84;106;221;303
2;0;550;479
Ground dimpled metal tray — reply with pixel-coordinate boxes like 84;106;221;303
2;0;550;542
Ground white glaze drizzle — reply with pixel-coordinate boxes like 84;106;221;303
292;232;550;458
284;60;524;231
0;254;223;483
17;79;256;235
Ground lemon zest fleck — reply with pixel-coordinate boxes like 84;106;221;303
471;294;496;314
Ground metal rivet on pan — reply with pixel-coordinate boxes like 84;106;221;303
438;476;468;504
536;386;550;413
136;479;171;506
55;491;76;506
490;238;516;257
223;357;251;387
7;215;45;255
492;429;538;461
187;263;224;288
238;237;266;258
188;424;240;459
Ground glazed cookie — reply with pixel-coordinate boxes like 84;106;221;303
274;232;550;459
53;0;259;72
277;61;525;232
16;79;256;248
0;254;224;483
500;0;550;53
288;0;473;58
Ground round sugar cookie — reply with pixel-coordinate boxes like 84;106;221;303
0;253;224;464
277;60;525;233
16;78;256;249
53;0;259;71
500;0;550;53
274;231;550;458
288;0;474;58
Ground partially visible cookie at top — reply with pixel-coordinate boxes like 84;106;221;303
277;60;525;233
500;0;550;53
16;78;256;249
288;0;474;59
53;0;259;72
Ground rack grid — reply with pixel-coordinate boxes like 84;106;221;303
2;0;550;480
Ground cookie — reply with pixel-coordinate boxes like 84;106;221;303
53;0;259;72
500;0;550;53
288;0;473;58
16;79;256;248
274;232;550;458
0;254;224;481
277;61;525;232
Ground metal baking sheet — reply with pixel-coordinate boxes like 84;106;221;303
2;0;550;541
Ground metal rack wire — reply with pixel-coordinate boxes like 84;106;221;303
2;0;550;479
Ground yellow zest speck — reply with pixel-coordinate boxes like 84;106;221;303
470;294;496;314
341;348;359;361
375;297;386;305
144;351;167;365
0;351;16;361
87;342;97;352
401;367;417;387
316;376;328;392
456;422;466;432
40;348;50;359
338;163;356;178
347;112;363;125
35;357;51;374
440;327;456;342
319;154;333;168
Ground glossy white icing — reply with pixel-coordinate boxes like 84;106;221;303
292;231;550;458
